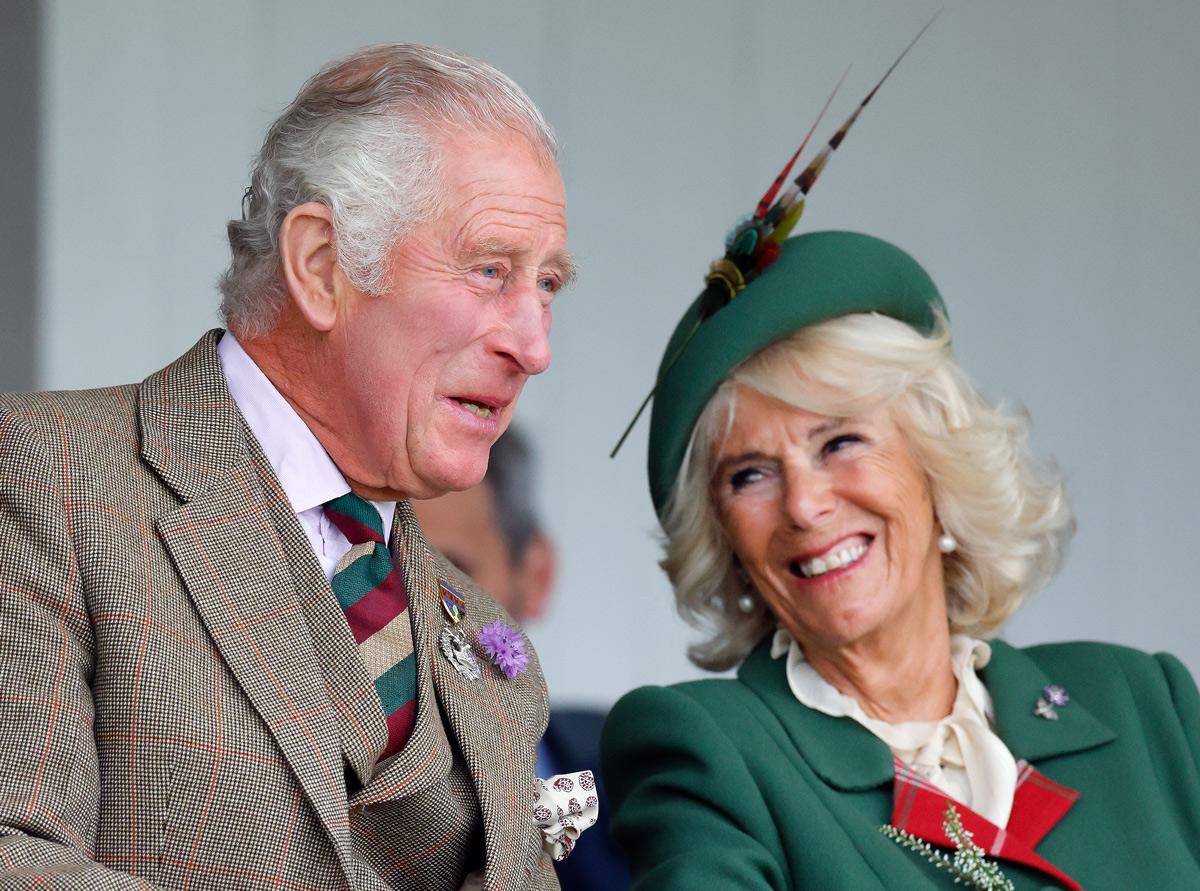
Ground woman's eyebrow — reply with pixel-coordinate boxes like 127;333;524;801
807;417;849;441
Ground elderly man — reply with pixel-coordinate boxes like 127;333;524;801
412;428;630;891
0;44;571;891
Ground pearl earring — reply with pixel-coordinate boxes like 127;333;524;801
737;594;756;614
938;531;958;554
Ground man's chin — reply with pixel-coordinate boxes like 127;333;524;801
410;456;490;500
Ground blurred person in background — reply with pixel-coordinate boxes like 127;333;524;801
414;426;631;891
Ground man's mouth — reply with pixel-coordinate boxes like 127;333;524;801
789;535;872;580
452;397;498;419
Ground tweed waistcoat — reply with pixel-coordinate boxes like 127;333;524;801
257;438;485;890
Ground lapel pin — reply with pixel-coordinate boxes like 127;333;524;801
438;579;481;681
1034;684;1070;720
1034;698;1059;720
440;579;466;624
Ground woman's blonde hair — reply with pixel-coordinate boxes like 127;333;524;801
660;312;1075;671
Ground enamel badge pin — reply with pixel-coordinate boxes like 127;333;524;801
438;579;481;681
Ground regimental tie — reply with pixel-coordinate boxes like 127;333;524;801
324;492;417;761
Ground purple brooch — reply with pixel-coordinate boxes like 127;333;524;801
1034;684;1070;720
477;621;529;679
1043;684;1070;707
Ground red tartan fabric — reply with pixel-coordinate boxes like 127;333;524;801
891;756;1082;889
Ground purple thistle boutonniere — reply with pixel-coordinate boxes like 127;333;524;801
477;621;529;679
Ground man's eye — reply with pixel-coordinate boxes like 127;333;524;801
479;265;501;279
538;276;559;293
730;468;764;492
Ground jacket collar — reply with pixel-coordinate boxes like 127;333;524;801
738;639;894;790
139;329;247;502
736;635;1116;792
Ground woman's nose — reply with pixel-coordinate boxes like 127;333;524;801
782;465;837;528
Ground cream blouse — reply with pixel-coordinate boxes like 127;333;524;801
770;629;1018;827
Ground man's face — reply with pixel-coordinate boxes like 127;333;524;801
327;128;570;500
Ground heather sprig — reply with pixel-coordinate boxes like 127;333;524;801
880;803;1015;891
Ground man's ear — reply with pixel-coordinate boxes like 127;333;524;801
515;532;556;623
278;202;342;332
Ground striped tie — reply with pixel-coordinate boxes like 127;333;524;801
324;492;417;761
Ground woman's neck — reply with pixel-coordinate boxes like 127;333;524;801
801;623;958;723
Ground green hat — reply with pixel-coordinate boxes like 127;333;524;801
646;229;945;515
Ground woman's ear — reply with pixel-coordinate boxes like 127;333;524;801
278;202;341;332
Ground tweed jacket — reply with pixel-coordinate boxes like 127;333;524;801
602;638;1200;890
0;331;559;891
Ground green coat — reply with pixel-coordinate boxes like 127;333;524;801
601;640;1200;889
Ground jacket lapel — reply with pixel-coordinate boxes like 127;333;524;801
141;331;355;883
402;501;542;890
737;641;895;791
981;640;1116;764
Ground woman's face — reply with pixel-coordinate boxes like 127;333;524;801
711;384;947;657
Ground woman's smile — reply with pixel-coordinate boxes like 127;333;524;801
788;533;873;581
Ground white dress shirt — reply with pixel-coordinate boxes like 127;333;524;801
216;332;395;580
771;629;1019;827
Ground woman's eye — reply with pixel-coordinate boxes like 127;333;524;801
823;434;863;455
729;468;764;492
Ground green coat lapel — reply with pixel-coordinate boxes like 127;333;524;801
737;641;894;791
981;640;1116;763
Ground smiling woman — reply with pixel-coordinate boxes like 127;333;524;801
600;231;1200;890
670;311;1068;675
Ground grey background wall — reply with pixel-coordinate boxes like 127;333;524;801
13;0;1200;706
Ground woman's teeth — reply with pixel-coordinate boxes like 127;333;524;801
458;400;495;418
795;542;868;579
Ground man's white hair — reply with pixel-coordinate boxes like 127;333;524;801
219;43;558;337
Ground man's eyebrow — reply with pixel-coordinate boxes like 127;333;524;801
547;249;578;288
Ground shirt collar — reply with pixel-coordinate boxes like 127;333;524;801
217;331;350;514
769;627;994;726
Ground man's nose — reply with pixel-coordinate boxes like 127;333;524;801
493;282;552;375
